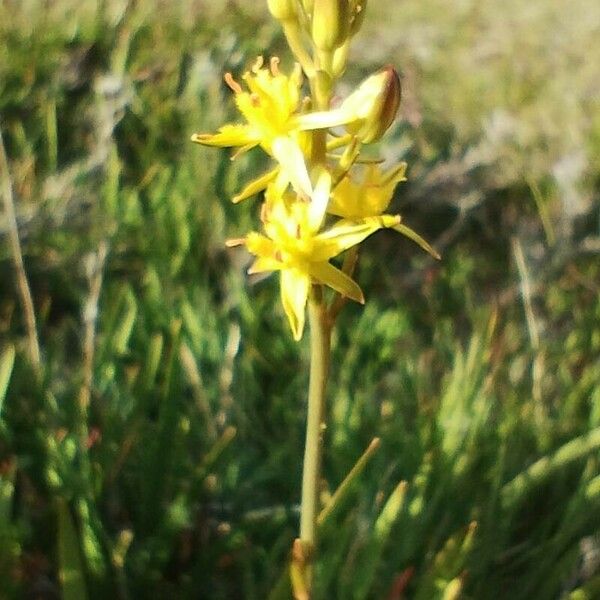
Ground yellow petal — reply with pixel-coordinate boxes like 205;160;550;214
280;268;310;341
232;168;279;203
393;223;441;260
246;232;277;258
191;124;258;148
307;167;331;233
271;136;312;198
307;261;364;304
313;214;401;260
294;107;350;132
329;163;407;219
248;257;284;273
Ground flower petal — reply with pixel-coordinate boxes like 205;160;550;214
232;168;279;203
246;232;277;258
328;163;407;219
294;108;351;131
271;136;312;198
393;223;441;259
307;167;331;233
307;261;364;304
191;124;258;148
248;257;284;273
280;268;310;340
312;215;401;261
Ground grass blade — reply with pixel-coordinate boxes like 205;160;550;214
0;344;15;416
57;500;89;600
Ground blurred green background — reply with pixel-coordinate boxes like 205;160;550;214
1;1;599;598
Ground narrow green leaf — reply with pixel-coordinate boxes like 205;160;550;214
0;344;15;416
57;500;88;600
318;437;381;529
112;286;137;355
76;498;106;579
502;427;600;509
351;481;409;600
0;461;15;525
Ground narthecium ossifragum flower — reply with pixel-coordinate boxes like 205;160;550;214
191;57;313;199
228;170;400;340
192;51;437;342
194;2;439;596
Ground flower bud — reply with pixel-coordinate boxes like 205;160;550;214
311;0;350;52
341;66;401;143
267;0;298;21
331;39;350;77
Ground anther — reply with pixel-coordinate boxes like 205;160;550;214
224;73;242;94
270;56;280;76
252;56;264;73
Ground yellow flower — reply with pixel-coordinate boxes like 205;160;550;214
228;170;401;339
191;57;313;198
328;163;407;219
329;163;441;259
191;60;401;202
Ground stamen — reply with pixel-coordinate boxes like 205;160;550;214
250;93;261;107
252;56;264;73
260;203;269;223
224;73;242;94
270;56;280;76
225;238;246;247
291;63;303;84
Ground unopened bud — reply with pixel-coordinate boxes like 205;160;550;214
332;39;350;77
341;66;401;143
267;0;297;21
312;0;350;52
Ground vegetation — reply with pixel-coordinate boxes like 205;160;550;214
0;1;598;598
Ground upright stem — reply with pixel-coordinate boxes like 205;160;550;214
298;289;331;594
294;56;334;600
0;126;41;375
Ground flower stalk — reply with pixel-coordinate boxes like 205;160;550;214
191;2;439;597
297;288;331;591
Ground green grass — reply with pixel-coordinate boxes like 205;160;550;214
1;1;599;598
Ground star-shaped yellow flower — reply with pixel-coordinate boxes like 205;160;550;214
328;163;407;219
192;60;403;204
329;163;441;259
191;56;313;198
228;170;401;339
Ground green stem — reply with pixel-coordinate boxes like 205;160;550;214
293;43;335;597
298;288;331;593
